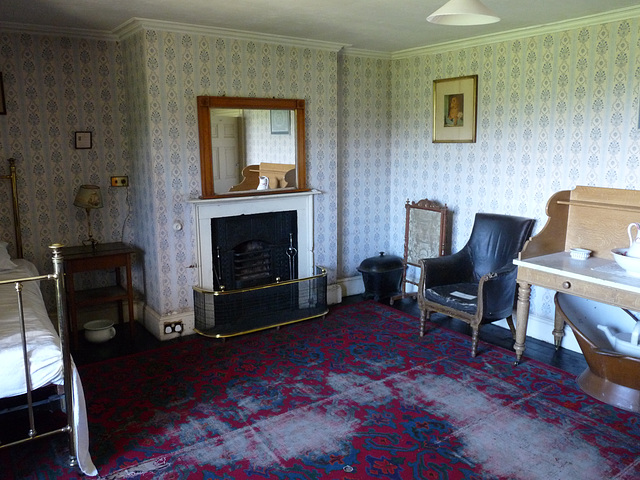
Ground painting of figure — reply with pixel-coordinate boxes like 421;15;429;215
444;94;463;127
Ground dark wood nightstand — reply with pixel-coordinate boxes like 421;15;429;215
59;242;137;349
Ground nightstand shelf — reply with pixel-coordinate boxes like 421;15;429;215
59;242;138;349
74;286;129;306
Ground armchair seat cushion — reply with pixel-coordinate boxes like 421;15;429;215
423;283;479;315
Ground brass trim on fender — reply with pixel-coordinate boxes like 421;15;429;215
193;266;327;296
194;309;329;339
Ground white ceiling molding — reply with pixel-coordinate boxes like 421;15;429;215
2;5;640;59
340;48;393;60
0;21;117;40
391;5;640;60
114;18;348;52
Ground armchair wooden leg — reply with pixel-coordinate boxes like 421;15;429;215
471;326;479;357
420;310;429;337
505;315;516;340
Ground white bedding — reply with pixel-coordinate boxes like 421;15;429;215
0;259;97;476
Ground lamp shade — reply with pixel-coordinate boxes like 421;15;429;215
427;0;500;25
74;185;103;209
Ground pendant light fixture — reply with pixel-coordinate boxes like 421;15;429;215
427;0;500;25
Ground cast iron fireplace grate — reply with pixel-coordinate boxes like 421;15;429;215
193;266;328;338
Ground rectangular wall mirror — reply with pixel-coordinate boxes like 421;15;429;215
197;96;307;199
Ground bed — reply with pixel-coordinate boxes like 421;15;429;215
0;158;97;476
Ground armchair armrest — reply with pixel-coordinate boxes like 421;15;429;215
478;262;519;320
418;250;473;291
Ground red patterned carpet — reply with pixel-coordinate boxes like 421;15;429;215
3;301;640;479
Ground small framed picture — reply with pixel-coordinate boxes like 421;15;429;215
0;72;6;115
75;131;92;149
433;75;478;143
270;110;290;134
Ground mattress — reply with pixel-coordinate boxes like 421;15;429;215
0;259;63;397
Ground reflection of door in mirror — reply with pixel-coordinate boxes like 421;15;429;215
210;109;244;193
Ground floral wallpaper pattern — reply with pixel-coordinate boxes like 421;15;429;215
389;20;640;320
121;29;339;315
1;14;640;329
0;33;129;301
337;54;392;276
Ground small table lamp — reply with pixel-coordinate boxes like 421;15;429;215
74;184;103;248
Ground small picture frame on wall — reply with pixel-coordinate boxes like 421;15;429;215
433;75;478;143
270;110;290;134
74;131;92;149
0;72;6;115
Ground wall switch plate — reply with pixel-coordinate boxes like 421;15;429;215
111;176;129;187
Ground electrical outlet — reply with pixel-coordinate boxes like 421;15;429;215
111;176;129;187
163;321;184;335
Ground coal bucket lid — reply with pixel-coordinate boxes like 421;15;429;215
357;252;404;273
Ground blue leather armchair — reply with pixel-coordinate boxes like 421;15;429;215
417;213;534;357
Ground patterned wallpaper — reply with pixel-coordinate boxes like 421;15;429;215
121;29;339;315
388;20;640;320
1;14;640;326
337;54;392;276
0;33;130;301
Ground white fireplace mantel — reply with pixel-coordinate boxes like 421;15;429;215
189;190;320;291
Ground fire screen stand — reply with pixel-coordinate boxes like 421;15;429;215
193;266;328;338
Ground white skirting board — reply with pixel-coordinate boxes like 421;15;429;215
327;283;342;305
336;275;365;298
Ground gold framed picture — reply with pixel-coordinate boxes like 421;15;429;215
433;75;477;143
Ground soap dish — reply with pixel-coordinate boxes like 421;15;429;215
570;248;592;260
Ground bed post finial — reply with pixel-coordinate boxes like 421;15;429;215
49;243;78;467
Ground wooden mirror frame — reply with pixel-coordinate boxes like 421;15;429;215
197;96;307;199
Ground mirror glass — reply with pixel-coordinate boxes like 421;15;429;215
197;96;307;198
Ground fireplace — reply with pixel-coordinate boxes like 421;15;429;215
190;191;327;337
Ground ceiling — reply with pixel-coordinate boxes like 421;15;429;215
0;0;639;53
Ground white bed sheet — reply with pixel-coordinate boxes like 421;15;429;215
0;259;97;476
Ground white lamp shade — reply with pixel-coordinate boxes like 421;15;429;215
74;185;103;209
427;0;500;25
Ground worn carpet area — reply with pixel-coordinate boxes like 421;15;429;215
3;301;640;479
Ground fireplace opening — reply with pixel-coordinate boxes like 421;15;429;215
211;211;298;291
233;240;271;287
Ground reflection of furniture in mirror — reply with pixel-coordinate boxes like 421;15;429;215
390;198;448;304
229;163;296;191
197;96;307;199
